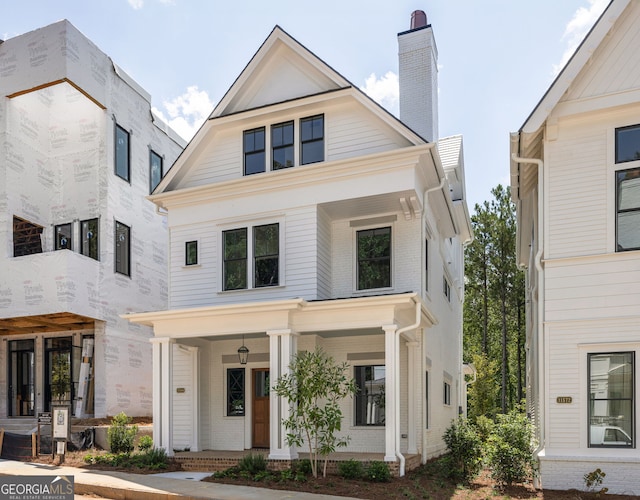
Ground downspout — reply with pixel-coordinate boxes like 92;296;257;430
394;298;422;477
511;153;544;486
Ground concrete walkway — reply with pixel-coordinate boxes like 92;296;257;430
0;459;362;500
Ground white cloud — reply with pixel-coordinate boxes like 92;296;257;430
360;71;399;117
153;85;214;141
552;0;609;75
127;0;144;9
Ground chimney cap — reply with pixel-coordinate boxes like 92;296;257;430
410;10;427;30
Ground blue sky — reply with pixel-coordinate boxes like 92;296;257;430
2;0;609;209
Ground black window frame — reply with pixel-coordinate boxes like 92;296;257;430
587;351;634;448
115;124;130;182
356;226;392;290
223;228;248;290
443;381;451;405
271;121;294;170
185;240;198;266
300;114;324;165
443;276;451;302
54;223;72;251
243;127;266;176
253;223;279;288
425;371;429;429
354;364;386;426
114;221;131;277
615;166;640;252
80;218;99;261
149;149;163;193
226;367;245;416
615;124;640;164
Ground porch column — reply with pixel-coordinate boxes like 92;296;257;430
407;341;419;454
267;329;299;460
383;324;398;462
150;337;174;456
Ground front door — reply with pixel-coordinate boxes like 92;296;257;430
8;339;35;417
252;368;269;448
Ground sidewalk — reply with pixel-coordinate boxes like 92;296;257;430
0;459;362;500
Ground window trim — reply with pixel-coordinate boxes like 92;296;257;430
114;221;131;277
149;149;163;193
115;123;130;182
80;218;99;261
587;351;635;448
54;223;73;251
355;225;393;292
300;114;324;165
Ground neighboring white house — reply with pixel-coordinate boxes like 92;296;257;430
0;20;184;427
510;0;640;493
126;11;472;474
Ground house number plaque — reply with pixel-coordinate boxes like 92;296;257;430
556;396;572;404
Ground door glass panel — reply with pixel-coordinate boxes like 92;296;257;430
254;370;270;397
8;339;35;416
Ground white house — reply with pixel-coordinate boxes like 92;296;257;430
510;0;640;493
0;20;184;427
126;10;472;475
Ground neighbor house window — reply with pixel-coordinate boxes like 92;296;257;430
115;124;130;182
425;371;430;429
443;276;451;302
13;216;43;257
253;224;279;287
588;352;634;448
444;381;451;405
54;223;72;250
300;114;324;164
185;240;198;266
616;167;640;252
425;236;430;293
223;228;247;290
244;127;265;175
227;368;245;416
355;365;385;426
115;221;130;276
81;218;99;260
272;121;294;170
150;150;163;193
357;227;391;290
615;124;640;164
223;224;280;291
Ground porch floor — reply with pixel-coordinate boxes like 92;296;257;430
172;449;421;476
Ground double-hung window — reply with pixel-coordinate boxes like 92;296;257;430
115;124;130;182
80;218;99;260
223;223;279;291
272;121;294;170
615;125;640;251
54;223;72;251
354;365;385;426
588;352;634;447
300;114;324;165
244;127;265;175
357;227;391;290
115;221;131;276
150;150;163;193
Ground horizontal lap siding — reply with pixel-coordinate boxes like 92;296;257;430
547;132;607;259
545;257;640;321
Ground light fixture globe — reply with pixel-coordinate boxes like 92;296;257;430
237;340;249;365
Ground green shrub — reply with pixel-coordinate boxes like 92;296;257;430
107;412;138;454
364;461;391;483
294;458;313;475
137;435;154;452
487;408;535;485
474;415;495;444
236;452;268;475
443;417;483;482
133;447;168;469
337;459;363;479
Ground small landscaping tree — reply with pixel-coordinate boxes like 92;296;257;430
273;348;358;478
107;412;138;454
443;417;483;482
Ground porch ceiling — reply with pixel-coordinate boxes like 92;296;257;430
0;312;95;336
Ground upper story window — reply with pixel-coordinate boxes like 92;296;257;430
185;240;198;266
81;218;99;261
244;127;265;175
272;121;294;170
150;150;163;193
588;352;634;448
616;167;640;251
356;227;391;290
13;216;43;257
354;365;385;426
223;223;280;291
115;124;130;182
54;223;72;251
615;125;640;164
300;114;324;165
115;221;131;276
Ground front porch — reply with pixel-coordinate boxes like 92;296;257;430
173;449;422;476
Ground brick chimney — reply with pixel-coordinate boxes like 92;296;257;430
398;10;438;142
